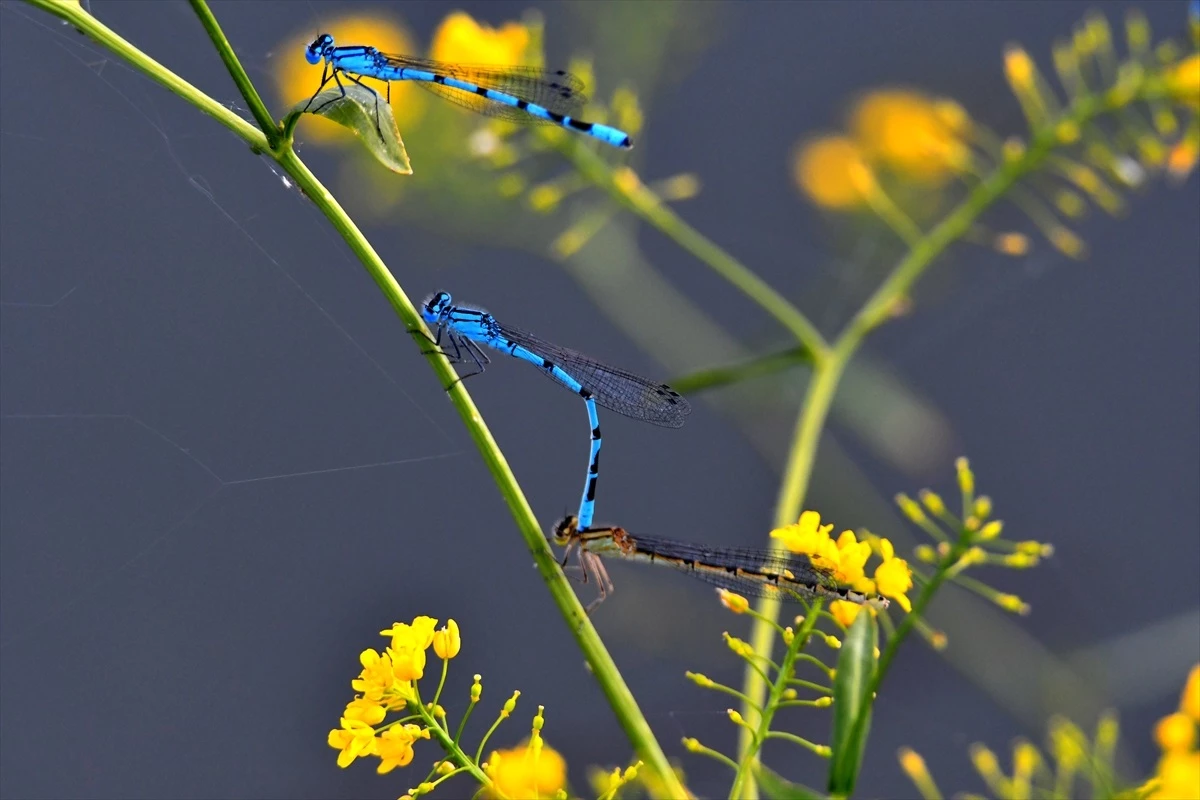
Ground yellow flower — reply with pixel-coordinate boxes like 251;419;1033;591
1156;712;1198;753
272;13;426;144
381;616;438;681
771;510;836;559
376;723;430;774
832;530;872;584
792;136;871;209
433;619;461;660
1151;751;1200;800
430;12;529;66
486;740;567;799
344;696;386;726
353;648;397;701
1004;47;1036;91
850;90;969;180
1168;54;1200;109
873;539;913;612
830;599;863;627
328;717;377;768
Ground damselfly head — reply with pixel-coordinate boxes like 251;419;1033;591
552;515;580;545
421;291;453;324
305;33;335;65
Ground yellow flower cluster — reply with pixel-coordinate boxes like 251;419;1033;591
328;616;460;771
1149;664;1200;799
793;90;971;209
770;510;913;613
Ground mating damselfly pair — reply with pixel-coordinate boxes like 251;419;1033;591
419;292;884;612
303;34;632;148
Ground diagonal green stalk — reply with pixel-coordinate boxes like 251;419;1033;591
25;1;686;795
186;0;279;147
556;140;830;359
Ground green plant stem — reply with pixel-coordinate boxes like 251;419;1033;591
557;140;829;358
669;345;812;395
187;0;278;145
735;75;1167;799
26;2;687;795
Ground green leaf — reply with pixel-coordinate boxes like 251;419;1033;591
755;763;825;800
289;85;411;174
668;345;813;395
827;611;878;796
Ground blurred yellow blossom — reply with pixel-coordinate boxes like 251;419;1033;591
898;747;942;800
1168;54;1200;109
994;232;1030;255
1156;713;1198;752
430;12;529;66
1148;665;1200;800
273;14;425;144
1004;47;1036;91
486;740;567;799
851;89;970;180
793;136;871;209
1168;137;1199;180
1152;751;1200;800
1048;225;1087;259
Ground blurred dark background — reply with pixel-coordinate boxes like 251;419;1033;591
1;1;1197;798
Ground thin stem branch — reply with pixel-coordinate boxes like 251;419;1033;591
556;140;829;357
412;695;496;794
187;0;279;145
